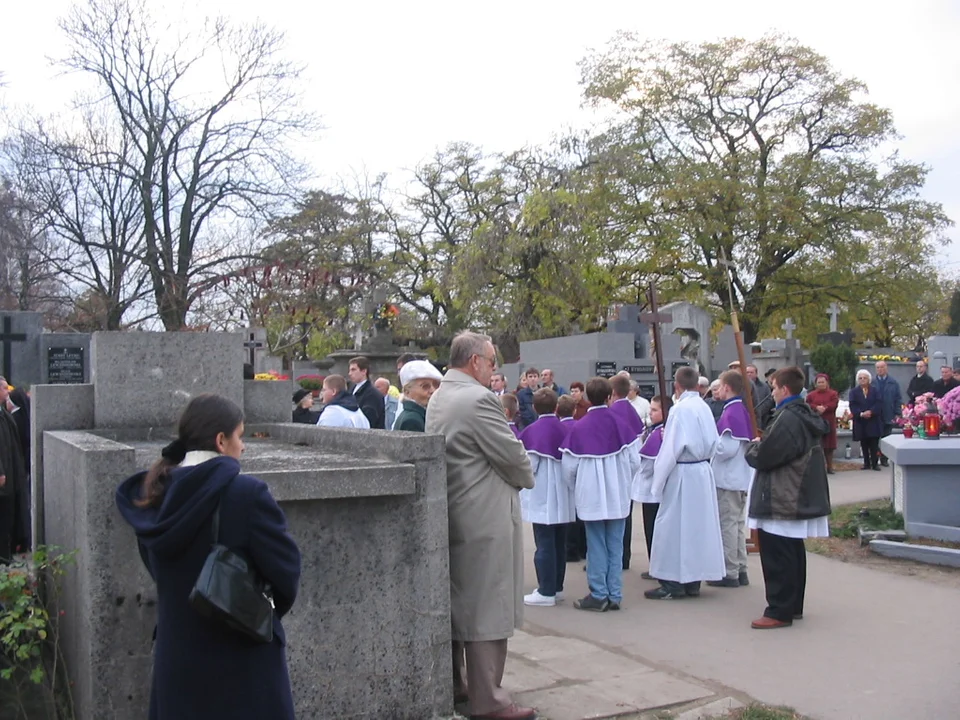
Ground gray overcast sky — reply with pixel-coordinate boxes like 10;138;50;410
3;0;957;267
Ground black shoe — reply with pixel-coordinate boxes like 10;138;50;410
880;459;889;467
607;601;621;611
861;464;870;470
793;613;803;620
685;586;701;597
872;465;881;472
707;577;740;588
644;587;685;600
827;468;836;475
574;594;609;612
640;571;656;580
739;571;749;586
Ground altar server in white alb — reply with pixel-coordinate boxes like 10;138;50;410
560;377;640;612
630;396;665;576
708;370;755;588
520;388;576;607
646;367;725;600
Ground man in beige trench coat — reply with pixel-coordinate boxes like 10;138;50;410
426;331;537;720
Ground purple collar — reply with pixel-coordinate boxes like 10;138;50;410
717;398;752;441
520;415;567;459
560;405;639;458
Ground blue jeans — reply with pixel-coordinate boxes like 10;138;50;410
532;524;567;596
584;518;626;603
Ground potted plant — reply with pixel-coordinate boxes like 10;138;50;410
297;374;325;397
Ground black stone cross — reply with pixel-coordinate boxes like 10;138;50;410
0;316;27;381
639;283;673;419
243;332;265;367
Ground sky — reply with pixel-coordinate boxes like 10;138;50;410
2;0;958;267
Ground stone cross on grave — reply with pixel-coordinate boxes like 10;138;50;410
0;316;28;380
781;318;796;340
243;329;265;370
639;282;673;419
827;302;840;333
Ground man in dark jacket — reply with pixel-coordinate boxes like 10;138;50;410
744;366;831;630
873;361;901;466
745;365;775;431
515;367;540;429
348;356;385;429
907;360;935;403
932;365;959;399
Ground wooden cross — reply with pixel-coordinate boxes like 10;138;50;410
639;282;673;418
0;317;28;381
781;318;796;340
826;302;840;333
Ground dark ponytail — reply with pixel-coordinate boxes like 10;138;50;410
135;394;244;508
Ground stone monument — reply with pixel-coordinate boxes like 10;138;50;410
32;331;451;719
0;310;91;386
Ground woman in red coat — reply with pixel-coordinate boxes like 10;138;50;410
807;373;839;473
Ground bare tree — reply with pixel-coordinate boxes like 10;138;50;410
57;0;316;329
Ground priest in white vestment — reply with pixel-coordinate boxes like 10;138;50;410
646;368;725;600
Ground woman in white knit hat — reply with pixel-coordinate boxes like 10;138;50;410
394;360;443;431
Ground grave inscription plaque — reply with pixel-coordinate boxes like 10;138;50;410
595;361;618;377
47;346;85;384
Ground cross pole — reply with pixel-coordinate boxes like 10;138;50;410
0;317;28;381
717;249;759;438
639;282;673;419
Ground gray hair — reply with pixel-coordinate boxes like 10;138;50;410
629;380;640;392
449;331;493;369
857;369;872;382
698;376;710;387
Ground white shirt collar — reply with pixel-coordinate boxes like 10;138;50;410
353;379;367;394
587;404;606;412
180;450;222;468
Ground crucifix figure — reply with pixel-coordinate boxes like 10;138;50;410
0;317;28;381
826;302;840;333
781;318;796;340
639;282;673;419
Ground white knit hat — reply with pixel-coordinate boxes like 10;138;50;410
399;360;442;387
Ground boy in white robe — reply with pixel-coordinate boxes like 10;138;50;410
631;396;665;579
709;370;755;588
646;367;725;600
560;378;640;612
520;389;576;607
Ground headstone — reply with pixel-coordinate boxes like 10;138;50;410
660;301;714;376
0;311;43;385
711;325;739;373
33;332;451;720
927;336;960;374
243;327;268;373
781;318;797;340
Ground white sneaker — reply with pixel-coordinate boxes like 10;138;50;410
524;590;557;606
555;591;565;602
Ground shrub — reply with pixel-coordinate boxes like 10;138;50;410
297;375;325;391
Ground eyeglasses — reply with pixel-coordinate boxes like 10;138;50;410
475;354;497;367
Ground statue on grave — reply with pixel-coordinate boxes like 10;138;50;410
676;329;701;366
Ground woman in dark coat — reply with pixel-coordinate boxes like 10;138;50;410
848;369;884;471
806;373;839;474
116;394;301;720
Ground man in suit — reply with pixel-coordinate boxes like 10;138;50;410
348;356;385;429
907;360;935;403
490;373;508;396
873;361;902;466
426;332;536;720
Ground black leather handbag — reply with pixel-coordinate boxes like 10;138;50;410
189;499;274;643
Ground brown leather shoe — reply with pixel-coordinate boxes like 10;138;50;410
751;616;792;630
471;703;538;720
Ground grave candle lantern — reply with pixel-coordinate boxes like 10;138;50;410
923;399;941;440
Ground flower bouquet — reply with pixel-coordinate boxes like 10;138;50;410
254;370;289;381
939;385;960;433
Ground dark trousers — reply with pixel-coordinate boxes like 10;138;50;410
0;496;15;564
641;502;659;560
532;523;567;596
565;518;587;561
758;529;807;622
622;502;633;569
860;437;880;468
660;579;702;595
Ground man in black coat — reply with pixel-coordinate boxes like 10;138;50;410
932;365;959;399
0;376;29;562
348;356;385;429
745;367;831;630
907;360;935;403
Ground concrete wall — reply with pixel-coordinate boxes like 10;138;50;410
880;436;960;542
43;431;149;720
243;379;296;423
31;384;96;547
90;332;244;427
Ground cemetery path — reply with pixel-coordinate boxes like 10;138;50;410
516;468;960;720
